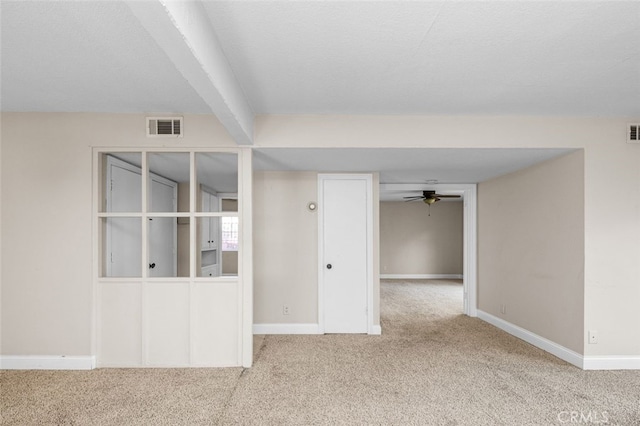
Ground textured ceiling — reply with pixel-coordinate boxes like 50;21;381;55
2;1;639;116
0;1;210;113
205;1;640;115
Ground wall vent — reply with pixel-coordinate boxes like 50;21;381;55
147;117;183;137
628;124;639;144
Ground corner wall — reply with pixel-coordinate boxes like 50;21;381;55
478;150;585;354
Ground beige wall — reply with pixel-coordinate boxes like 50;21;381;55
253;171;318;324
2;112;639;360
380;201;463;275
479;151;585;353
256;115;640;357
1;113;236;356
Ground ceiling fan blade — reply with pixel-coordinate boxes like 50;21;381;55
403;196;424;200
404;198;424;202
434;194;461;198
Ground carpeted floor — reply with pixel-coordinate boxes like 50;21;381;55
2;280;639;425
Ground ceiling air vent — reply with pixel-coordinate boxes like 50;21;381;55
147;117;183;137
628;124;639;144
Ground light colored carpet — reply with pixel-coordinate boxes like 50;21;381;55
2;280;639;425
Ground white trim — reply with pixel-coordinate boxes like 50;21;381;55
253;323;321;335
381;274;463;280
462;185;478;317
240;148;254;367
477;310;583;369
1;356;96;370
583;356;640;370
369;325;382;335
478;311;640;370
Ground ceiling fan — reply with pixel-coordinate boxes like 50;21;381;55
404;190;461;215
403;190;461;205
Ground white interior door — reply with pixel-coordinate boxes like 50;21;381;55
107;161;141;277
149;178;177;277
320;175;372;334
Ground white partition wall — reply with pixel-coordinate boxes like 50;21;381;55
94;148;251;368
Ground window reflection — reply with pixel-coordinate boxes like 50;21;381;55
197;217;238;277
148;153;190;213
100;151;239;279
102;153;141;213
103;217;141;277
195;153;238;212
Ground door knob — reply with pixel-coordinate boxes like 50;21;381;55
326;264;332;269
149;263;156;269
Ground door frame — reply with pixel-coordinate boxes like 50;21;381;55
318;174;375;334
379;183;477;317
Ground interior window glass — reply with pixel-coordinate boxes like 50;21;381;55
102;153;142;213
148;153;190;213
102;217;141;277
195;153;238;212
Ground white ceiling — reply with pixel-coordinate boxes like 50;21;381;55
204;1;640;115
0;1;633;195
2;1;639;116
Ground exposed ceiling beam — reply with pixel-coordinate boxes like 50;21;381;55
125;0;254;145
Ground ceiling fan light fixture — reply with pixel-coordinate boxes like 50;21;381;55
423;197;439;205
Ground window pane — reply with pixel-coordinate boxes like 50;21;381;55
221;250;238;276
198;216;238;277
103;217;141;277
148;216;183;278
221;217;239;251
102;153;142;213
196;153;238;212
221;198;238;213
148;153;189;213
177;217;190;278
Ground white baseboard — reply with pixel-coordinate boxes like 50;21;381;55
253;323;321;335
369;325;382;335
253;323;382;336
583;356;640;370
381;274;463;280
1;355;96;370
477;311;640;370
477;310;583;369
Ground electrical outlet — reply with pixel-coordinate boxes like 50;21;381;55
588;330;598;344
283;305;290;315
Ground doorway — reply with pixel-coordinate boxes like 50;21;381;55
379;184;477;317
